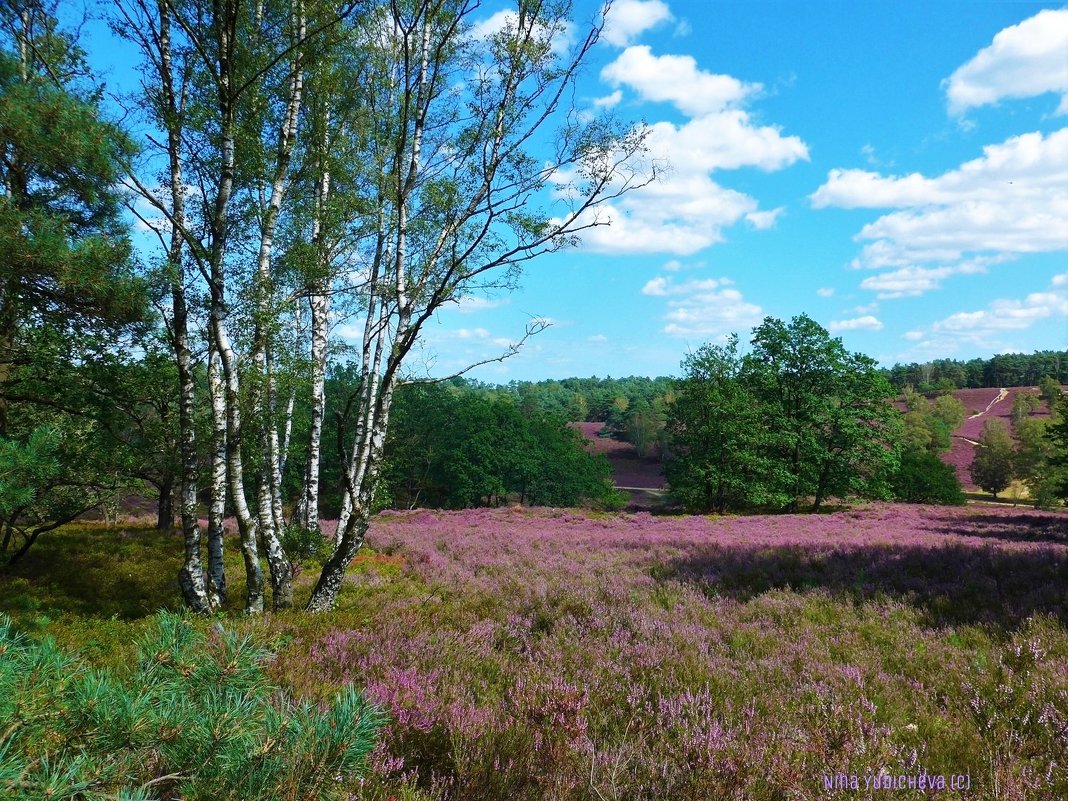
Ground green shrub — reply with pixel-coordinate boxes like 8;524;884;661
892;450;966;505
0;613;382;800
281;523;335;562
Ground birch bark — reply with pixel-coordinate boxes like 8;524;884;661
297;101;332;535
248;0;306;609
157;0;211;613
206;346;229;609
305;0;651;610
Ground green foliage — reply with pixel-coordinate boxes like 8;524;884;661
970;419;1015;498
281;523;334;563
892;450;965;505
0;612;383;800
665;318;902;514
1046;394;1068;502
1038;375;1063;406
378;382;616;510
901;392;963;457
883;351;1068;391
742;314;902;511
665;336;789;513
0;3;149;558
1011;391;1042;426
0;427;59;516
930;394;966;432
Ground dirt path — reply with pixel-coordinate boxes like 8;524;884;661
967;387;1008;419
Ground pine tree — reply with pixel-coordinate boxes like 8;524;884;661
0;2;147;560
0;613;383;799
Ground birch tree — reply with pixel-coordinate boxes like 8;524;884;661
305;0;653;611
116;0;355;612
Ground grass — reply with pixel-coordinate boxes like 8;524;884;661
2;504;1067;800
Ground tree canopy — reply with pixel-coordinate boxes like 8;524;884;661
665;316;902;514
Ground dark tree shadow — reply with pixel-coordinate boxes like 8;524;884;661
665;541;1068;630
925;512;1068;547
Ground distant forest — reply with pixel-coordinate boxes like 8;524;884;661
478;348;1068;425
879;350;1068;392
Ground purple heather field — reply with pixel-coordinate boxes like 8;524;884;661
280;503;1068;801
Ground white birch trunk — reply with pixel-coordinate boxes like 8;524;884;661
207;347;228;609
241;0;306;609
156;0;211;613
274;379;295;533
298;106;331;534
213;317;265;614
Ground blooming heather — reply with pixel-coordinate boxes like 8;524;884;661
278;503;1068;800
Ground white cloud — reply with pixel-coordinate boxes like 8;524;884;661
745;208;783;229
858;261;991;299
641;275;763;338
816;287;835;298
642;275;723;296
565;42;807;256
453;296;510;313
601;45;758;116
828;315;884;333
576;109;808;254
902;273;1068;351
944;9;1068;115
454;327;491;340
593;89;623;108
812;129;1068;289
601;0;673;48
588;333;609;343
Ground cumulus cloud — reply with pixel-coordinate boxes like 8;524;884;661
640;275;763;338
902;273;1068;351
944;9;1068;115
601;45;758;116
858;261;992;299
812;129;1068;295
745;208;783;229
454;327;491;340
816;287;835;298
601;0;673;48
593;89;623;108
563;40;807;256
576;104;808;255
828;315;884;333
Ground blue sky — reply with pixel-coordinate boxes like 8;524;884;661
84;1;1068;381
425;0;1068;381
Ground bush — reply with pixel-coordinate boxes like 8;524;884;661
281;523;334;562
0;613;382;800
892;450;966;505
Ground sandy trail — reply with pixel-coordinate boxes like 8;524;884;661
967;387;1008;419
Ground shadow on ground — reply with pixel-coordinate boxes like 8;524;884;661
665;540;1068;629
926;512;1068;547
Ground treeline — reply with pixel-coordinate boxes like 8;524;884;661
660;317;1068;514
473;377;675;459
313;373;619;514
882;350;1068;392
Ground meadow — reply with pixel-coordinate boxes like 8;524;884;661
3;502;1067;800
